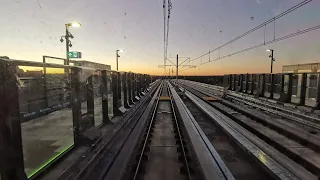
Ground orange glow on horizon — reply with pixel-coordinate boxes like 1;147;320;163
12;55;319;76
19;66;64;74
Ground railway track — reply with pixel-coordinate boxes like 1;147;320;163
72;79;320;180
57;80;162;180
177;80;320;179
131;81;193;180
181;96;273;180
181;80;320;142
86;80;233;180
186;80;320;131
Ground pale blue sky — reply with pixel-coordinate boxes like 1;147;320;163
0;0;319;75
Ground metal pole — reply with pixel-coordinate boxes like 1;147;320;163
271;59;273;74
116;50;119;71
270;50;274;74
65;25;70;65
176;54;178;84
43;56;48;108
0;61;28;180
172;69;173;80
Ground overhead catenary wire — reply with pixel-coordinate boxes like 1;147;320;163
179;57;190;66
165;0;172;61
182;24;320;70
166;58;176;66
190;0;313;62
163;0;166;67
162;0;172;74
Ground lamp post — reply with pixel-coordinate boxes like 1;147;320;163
266;49;275;73
60;22;81;65
116;49;124;71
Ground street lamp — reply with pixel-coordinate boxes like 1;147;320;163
116;49;124;71
67;22;81;27
266;49;275;73
60;22;81;65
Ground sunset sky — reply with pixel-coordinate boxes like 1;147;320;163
0;0;319;75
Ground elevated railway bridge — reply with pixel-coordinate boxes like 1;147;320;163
1;57;320;180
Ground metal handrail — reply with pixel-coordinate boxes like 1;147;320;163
0;57;116;72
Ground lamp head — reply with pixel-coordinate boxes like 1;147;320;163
66;22;81;27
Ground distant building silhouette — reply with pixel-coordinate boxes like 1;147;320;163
0;56;9;59
283;62;320;73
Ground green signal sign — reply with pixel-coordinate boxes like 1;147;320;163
68;51;82;58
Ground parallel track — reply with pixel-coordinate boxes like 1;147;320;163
64;81;161;180
188;80;320;131
179;81;320;179
181;96;273;180
181;81;320;149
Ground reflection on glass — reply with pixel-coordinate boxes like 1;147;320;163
283;75;289;93
18;66;74;177
253;75;258;94
292;75;299;96
248;75;252;91
107;72;114;119
242;80;246;90
223;76;229;88
264;75;271;97
134;76;138;97
258;75;263;90
121;74;125;107
127;74;130;103
231;75;234;88
79;69;95;115
93;72;103;126
273;75;281;99
306;74;317;107
291;74;301;104
235;76;239;90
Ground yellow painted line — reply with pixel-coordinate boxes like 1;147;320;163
202;97;218;101
160;96;171;100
